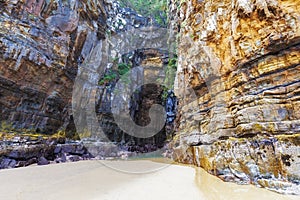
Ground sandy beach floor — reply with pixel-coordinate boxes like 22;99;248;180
0;160;298;200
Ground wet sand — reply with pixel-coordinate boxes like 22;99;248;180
0;160;298;200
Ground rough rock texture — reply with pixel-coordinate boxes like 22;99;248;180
72;2;175;152
171;0;300;195
0;0;155;135
96;49;170;151
0;133;93;169
106;1;154;32
0;0;110;134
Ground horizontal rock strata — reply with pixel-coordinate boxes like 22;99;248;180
171;0;300;194
0;0;108;133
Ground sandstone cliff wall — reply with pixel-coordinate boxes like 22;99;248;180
0;0;110;133
171;0;300;194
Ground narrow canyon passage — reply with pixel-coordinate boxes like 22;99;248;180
0;0;299;198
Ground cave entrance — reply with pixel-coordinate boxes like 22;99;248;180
96;48;177;153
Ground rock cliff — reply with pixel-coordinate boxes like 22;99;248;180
170;0;300;194
95;48;178;152
0;0;110;134
0;0;170;167
1;0;299;194
0;0;153;135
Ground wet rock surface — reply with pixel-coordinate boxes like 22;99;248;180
96;48;175;151
172;134;300;195
0;132;169;170
0;134;93;169
170;0;300;195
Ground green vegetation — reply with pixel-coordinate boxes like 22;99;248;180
0;121;14;132
98;62;132;86
161;88;169;102
98;70;118;85
162;56;178;101
164;56;177;89
119;0;168;26
118;62;131;76
0;121;87;141
0;121;36;135
0;121;66;140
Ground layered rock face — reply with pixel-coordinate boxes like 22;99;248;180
0;0;108;134
0;0;166;166
70;1;174;154
171;0;300;194
96;49;171;152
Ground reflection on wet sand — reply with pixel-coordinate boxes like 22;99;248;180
0;159;298;200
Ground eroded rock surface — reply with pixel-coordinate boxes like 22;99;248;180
95;49;171;151
0;0;110;134
0;0;155;135
0;133;93;169
170;0;300;194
